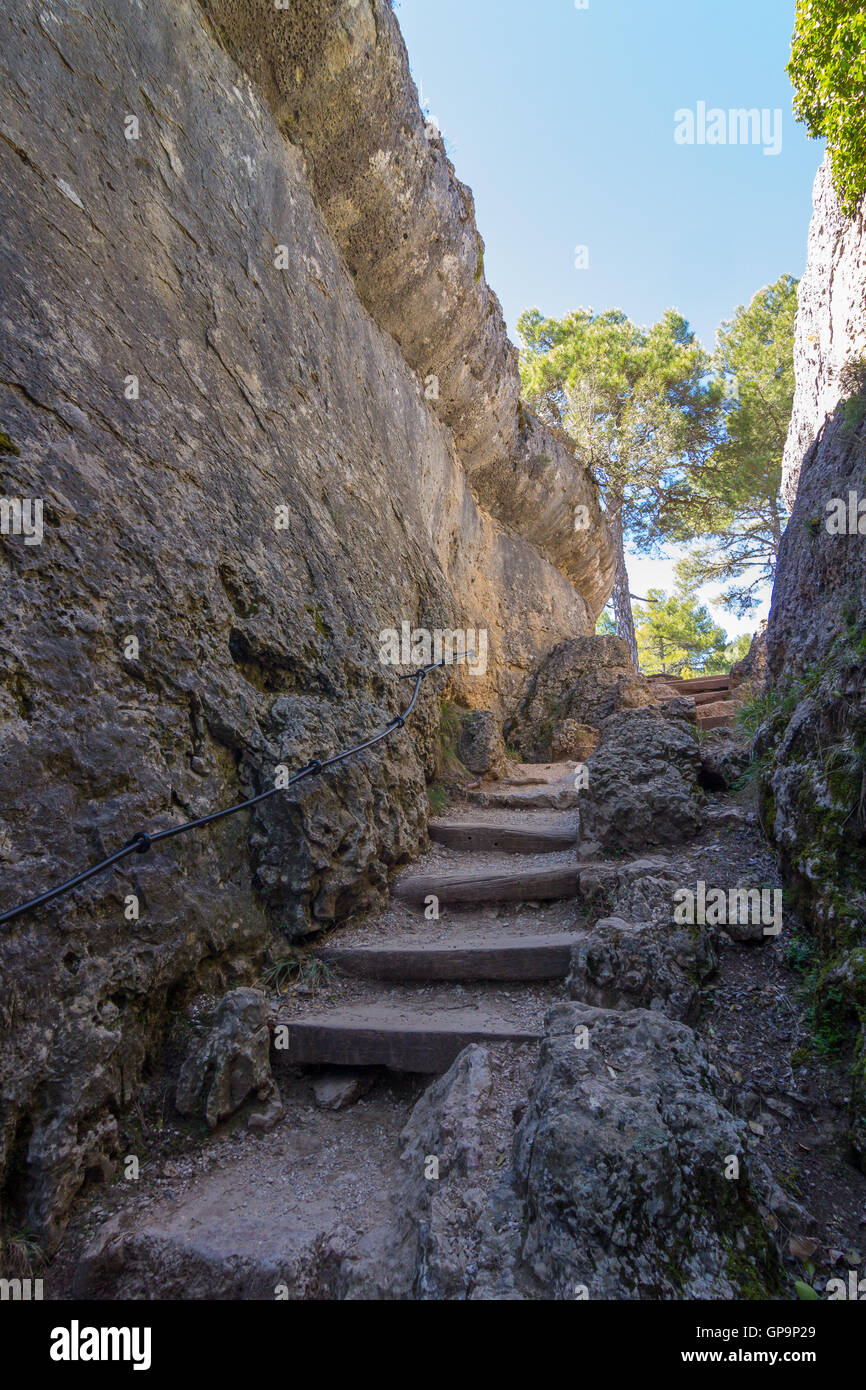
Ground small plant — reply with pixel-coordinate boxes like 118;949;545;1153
735;688;786;736
426;782;450;814
784;930;817;977
794;1259;820;1301
261;949;333;995
3;1230;42;1277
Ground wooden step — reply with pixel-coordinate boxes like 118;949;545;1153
699;713;736;731
275;1005;542;1071
319;934;573;982
692;688;735;708
697;697;740;720
393;862;579;907
428;819;576;854
668;676;732;695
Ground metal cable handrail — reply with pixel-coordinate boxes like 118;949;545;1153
0;658;444;929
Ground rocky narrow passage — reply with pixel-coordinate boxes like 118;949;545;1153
49;731;866;1300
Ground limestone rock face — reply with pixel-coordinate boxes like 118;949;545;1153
457;711;507;778
0;0;611;1245
507;635;654;762
730;622;768;691
782;159;866;508
764;156;866;1167
579;707;704;852
200;0;615;608
475;1004;783;1300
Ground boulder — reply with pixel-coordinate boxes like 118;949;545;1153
579;706;703;852
474;1003;784;1300
507;635;655;762
579;856;682;926
312;1069;374;1112
175;989;277;1131
549;719;599;762
457;711;507;778
568;916;717;1023
389;1042;537;1300
699;729;751;791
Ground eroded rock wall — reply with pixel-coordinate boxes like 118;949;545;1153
763;157;866;1165
782;159;866;508
0;0;608;1245
198;0;615;604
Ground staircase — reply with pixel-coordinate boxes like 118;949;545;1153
649;672;741;730
276;766;584;1074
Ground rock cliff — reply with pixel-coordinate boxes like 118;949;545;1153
763;156;866;1165
0;0;611;1245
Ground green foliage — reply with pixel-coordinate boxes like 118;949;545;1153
518;306;722;660
633;586;729;676
839;355;866;432
735;686;796;737
725;632;753;665
426;699;473;810
672;276;797;615
788;0;866;215
784;928;819;977
426;782;450;814
518;306;722;542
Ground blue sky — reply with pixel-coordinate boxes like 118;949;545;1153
395;0;824;637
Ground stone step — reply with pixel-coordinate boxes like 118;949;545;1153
428;819;576;854
319;934;573;982
467;780;578;811
275;1004;542;1071
392;862;579;907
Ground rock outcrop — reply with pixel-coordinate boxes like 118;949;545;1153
781;159;866;509
175;988;278;1131
0;0;611;1247
763;156;866;1166
579;706;704;852
457;710;507;778
199;0;615;606
567;917;717;1023
506;635;655;762
730;621;768;691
